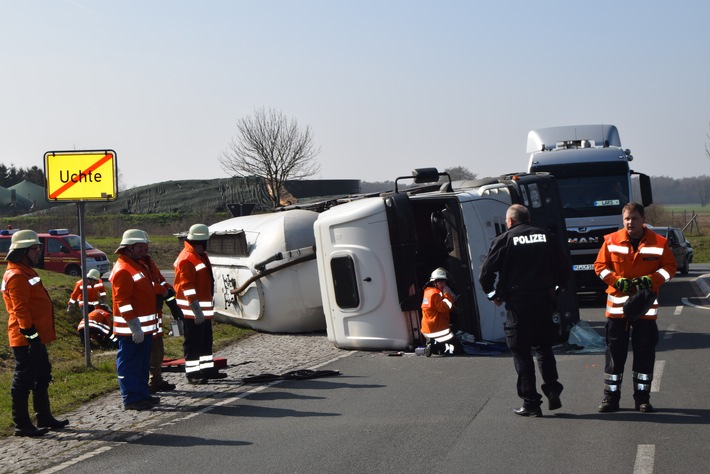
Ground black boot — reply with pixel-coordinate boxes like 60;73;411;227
12;391;48;437
34;388;69;430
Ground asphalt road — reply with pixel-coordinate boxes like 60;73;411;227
47;266;710;474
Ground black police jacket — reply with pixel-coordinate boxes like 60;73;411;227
479;222;570;300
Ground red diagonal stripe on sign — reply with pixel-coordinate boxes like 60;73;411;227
49;153;113;199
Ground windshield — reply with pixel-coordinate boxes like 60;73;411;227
64;235;95;250
556;175;629;218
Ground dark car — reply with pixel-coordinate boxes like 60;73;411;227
647;226;693;275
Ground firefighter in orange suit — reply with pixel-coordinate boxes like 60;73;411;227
2;230;68;437
420;267;461;357
594;202;677;413
174;224;225;384
138;243;183;394
67;268;107;316
110;229;161;411
77;304;117;349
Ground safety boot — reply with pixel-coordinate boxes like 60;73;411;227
12;393;48;437
598;395;620;413
34;388;69;429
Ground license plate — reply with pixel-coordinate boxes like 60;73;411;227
573;264;594;271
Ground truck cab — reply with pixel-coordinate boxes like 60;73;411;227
527;125;652;297
314;169;578;351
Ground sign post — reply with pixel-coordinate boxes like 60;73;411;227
44;150;118;367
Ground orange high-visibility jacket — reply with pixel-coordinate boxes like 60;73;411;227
140;255;175;338
2;262;56;347
420;285;455;336
594;227;677;320
77;307;113;337
110;255;160;337
173;241;215;321
68;279;107;307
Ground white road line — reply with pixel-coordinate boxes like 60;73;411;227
651;360;665;392
634;444;655;474
673;305;682;315
681;297;710;310
663;324;675;340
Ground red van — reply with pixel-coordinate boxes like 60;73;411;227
0;228;110;277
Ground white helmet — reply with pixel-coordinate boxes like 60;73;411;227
429;267;448;281
187;224;210;241
115;229;149;253
86;269;101;280
5;230;41;261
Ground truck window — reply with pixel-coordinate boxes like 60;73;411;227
63;235;95;250
330;256;359;309
46;238;64;253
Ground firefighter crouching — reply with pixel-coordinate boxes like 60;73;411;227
77;304;118;350
594;202;676;413
2;230;69;436
420;267;463;357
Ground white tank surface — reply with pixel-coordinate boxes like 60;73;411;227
208;209;325;333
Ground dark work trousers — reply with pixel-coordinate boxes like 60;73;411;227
504;290;563;409
604;317;659;402
183;318;214;375
116;335;153;406
11;345;52;397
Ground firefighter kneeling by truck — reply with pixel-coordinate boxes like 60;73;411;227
420;267;464;357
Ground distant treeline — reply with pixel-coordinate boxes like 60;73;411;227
0;164;44;188
650;176;710;206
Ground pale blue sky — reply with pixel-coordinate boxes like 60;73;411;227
1;0;708;189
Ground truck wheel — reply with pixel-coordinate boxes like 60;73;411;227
680;257;689;275
66;265;81;277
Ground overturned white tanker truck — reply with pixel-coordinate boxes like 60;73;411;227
207;168;579;352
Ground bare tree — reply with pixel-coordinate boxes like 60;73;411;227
219;107;321;207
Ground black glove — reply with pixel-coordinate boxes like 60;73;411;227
165;297;184;321
155;294;165;311
20;326;42;346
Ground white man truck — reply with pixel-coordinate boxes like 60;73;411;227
314;168;579;351
526;124;653;297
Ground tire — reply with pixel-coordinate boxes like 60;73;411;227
680;256;689;275
66;265;81;277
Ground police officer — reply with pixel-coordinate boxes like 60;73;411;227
594;202;676;413
479;204;570;417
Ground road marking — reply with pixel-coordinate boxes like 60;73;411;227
673;305;682;315
681;297;710;310
664;324;675;340
634;444;655;474
651;360;665;392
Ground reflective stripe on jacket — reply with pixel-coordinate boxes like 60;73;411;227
77;308;113;337
109;256;160;336
2;262;57;347
68;279;106;307
173;241;215;320
594;227;677;320
140;255;173;337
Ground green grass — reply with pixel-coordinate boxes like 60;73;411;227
0;267;251;437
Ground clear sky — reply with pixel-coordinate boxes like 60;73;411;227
1;0;709;189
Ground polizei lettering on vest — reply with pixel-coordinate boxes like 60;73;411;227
513;234;547;245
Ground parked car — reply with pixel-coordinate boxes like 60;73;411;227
647;226;693;275
0;228;110;276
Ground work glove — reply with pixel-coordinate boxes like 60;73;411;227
189;300;205;325
634;275;653;291
165;289;184;321
20;326;42;346
614;278;632;294
443;286;457;300
126;318;144;344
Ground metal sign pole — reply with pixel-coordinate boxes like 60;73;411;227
78;201;92;367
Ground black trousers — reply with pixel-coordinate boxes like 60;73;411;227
11;345;52;397
604;317;658;401
183;318;214;370
504;290;563;408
